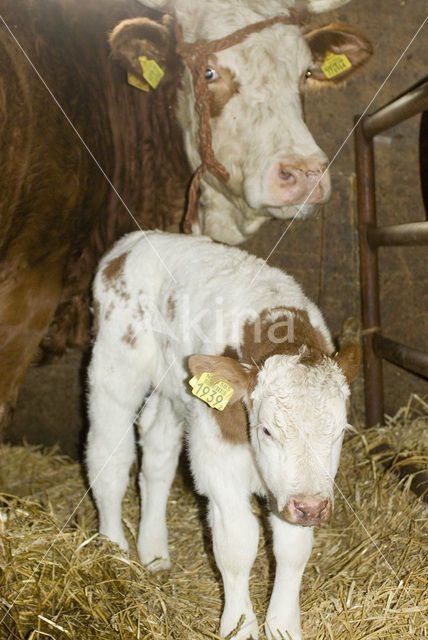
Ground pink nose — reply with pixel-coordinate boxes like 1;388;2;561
281;495;332;526
269;156;330;206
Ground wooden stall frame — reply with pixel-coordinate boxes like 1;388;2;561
355;77;428;501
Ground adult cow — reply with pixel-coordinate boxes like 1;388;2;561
0;0;371;434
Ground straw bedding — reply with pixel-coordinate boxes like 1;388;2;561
0;395;427;639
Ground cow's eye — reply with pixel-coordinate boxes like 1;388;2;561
305;68;313;79
205;67;219;82
263;427;272;438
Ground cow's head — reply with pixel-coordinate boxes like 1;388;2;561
189;338;360;526
112;0;372;243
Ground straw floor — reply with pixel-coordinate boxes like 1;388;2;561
0;395;427;639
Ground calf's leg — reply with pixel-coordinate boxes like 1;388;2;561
209;488;259;640
137;395;184;571
265;515;314;640
86;345;149;551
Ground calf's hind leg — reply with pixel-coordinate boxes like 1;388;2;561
137;395;184;571
86;346;149;552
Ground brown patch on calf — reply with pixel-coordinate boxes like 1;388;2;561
214;401;249;445
242;307;330;366
167;295;176;320
102;252;130;302
102;252;128;285
207;55;240;118
121;324;136;347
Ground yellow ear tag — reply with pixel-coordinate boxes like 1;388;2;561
127;72;150;92
138;55;165;89
189;372;234;411
321;51;352;79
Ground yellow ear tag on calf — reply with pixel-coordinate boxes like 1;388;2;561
127;72;150;92
321;51;352;79
189;372;234;411
138;55;165;89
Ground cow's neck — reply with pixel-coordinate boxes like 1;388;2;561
198;183;268;244
240;307;331;367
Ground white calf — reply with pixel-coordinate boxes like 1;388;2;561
86;231;360;640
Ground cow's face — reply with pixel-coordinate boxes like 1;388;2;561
176;18;330;222
248;353;351;526
114;1;372;243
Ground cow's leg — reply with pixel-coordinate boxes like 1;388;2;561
265;515;314;640
137;394;184;571
86;345;148;552
0;262;64;434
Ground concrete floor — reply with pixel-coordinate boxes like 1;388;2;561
7;0;428;457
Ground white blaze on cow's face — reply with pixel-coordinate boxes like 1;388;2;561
248;353;350;526
175;4;331;241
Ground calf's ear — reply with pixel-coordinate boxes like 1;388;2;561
304;22;373;85
188;355;256;405
109;14;177;84
334;338;361;383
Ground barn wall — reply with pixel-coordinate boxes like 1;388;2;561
8;0;427;457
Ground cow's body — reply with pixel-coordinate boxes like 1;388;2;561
87;230;360;640
0;0;190;427
0;0;371;434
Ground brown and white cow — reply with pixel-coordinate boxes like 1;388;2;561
0;0;371;433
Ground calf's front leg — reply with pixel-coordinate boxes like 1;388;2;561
208;491;259;640
265;515;314;640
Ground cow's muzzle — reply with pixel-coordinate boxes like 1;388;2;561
281;494;332;526
267;155;331;206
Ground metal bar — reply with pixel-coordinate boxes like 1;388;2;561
368;221;428;247
355;116;385;427
363;78;428;139
373;334;428;379
420;110;428;217
370;443;428;503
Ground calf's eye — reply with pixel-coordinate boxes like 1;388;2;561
205;67;219;82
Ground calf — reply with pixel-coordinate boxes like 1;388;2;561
86;231;360;640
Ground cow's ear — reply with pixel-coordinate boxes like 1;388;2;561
109;14;177;85
188;355;256;405
304;22;373;85
334;338;361;383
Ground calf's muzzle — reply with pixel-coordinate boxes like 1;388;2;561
281;494;332;526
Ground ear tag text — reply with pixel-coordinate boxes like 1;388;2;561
321;51;352;79
189;372;234;411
